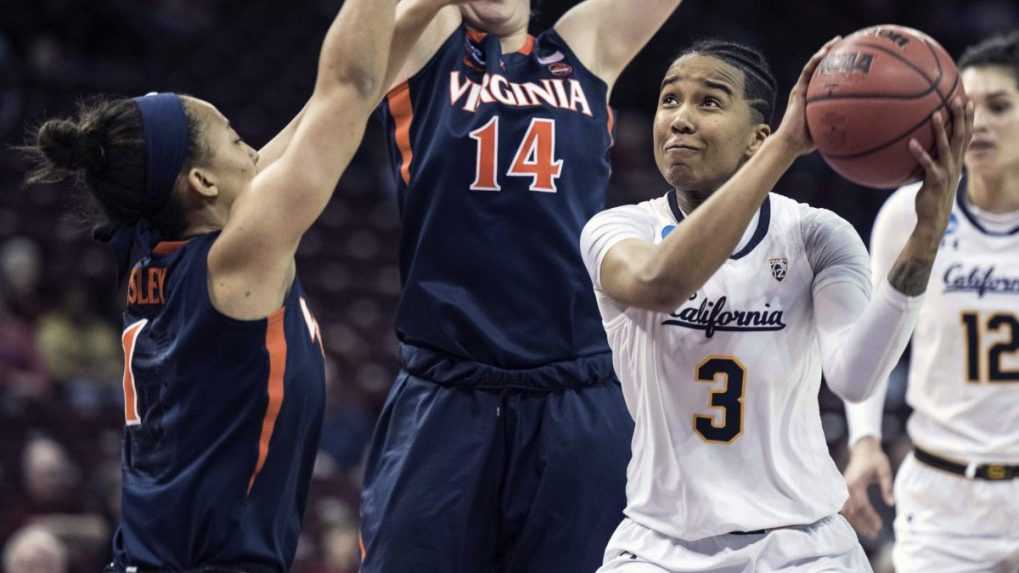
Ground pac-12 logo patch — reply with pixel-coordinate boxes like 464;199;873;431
548;62;574;77
769;257;788;282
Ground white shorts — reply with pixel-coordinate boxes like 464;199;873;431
892;452;1019;572
598;515;871;573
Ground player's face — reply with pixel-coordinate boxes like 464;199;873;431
181;97;259;208
962;65;1019;176
653;54;769;195
459;0;530;37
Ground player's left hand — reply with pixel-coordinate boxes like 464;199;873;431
909;95;975;242
841;436;894;540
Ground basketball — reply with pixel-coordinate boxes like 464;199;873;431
805;25;963;189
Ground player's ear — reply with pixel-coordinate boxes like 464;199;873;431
745;122;771;159
187;167;219;199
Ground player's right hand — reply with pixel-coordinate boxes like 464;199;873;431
773;36;840;157
841;436;894;540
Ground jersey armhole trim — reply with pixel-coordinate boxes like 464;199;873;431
544;28;611;93
385;24;463;99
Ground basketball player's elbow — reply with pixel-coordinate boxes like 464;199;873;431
828;375;874;404
337;69;382;99
629;267;692;313
320;56;385;100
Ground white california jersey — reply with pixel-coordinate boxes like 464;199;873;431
581;192;870;541
872;183;1019;463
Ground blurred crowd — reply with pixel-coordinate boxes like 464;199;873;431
1;0;1017;572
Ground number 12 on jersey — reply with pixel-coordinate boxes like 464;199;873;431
469;117;563;193
962;311;1019;383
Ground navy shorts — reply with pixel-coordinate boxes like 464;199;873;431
359;345;633;573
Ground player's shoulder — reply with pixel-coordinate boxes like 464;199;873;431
778;194;855;235
581;195;670;258
586;196;666;228
780;195;862;255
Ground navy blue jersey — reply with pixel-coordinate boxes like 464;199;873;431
111;233;325;570
381;26;614;370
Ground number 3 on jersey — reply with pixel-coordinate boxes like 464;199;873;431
469;117;563;193
693;356;746;443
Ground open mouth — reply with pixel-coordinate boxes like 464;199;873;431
967;140;995;152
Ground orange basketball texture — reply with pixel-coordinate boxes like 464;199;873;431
805;25;963;189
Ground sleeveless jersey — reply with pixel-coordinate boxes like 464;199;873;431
111;233;326;570
380;26;614;369
873;182;1019;463
582;193;862;541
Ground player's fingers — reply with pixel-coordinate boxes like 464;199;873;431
843;495;878;539
932;111;952;166
877;462;895;506
947;96;968;158
797;36;841;89
856;498;883;538
909;138;943;184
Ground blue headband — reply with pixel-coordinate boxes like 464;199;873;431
133;92;190;217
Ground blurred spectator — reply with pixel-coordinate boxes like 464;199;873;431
35;281;120;408
0;436;109;573
2;525;67;573
22;436;79;512
0;292;50;402
320;523;361;573
0;237;43;321
319;357;374;474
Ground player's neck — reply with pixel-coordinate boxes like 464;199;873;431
181;207;228;239
673;188;710;214
495;28;530;54
967;168;1019;214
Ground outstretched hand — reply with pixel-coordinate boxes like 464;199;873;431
774;36;841;157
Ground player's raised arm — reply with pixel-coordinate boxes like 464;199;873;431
813;96;974;405
384;0;466;91
838;186;917;538
256;0;468;172
207;0;400;316
554;0;684;89
588;39;838;313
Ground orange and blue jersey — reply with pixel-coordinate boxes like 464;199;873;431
380;26;615;373
110;232;325;571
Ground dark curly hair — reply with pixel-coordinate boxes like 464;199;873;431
21;96;208;240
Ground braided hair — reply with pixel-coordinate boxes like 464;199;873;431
675;40;777;126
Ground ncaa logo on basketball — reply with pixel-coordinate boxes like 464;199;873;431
549;62;573;77
769;258;788;282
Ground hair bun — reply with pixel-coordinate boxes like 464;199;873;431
37;119;106;173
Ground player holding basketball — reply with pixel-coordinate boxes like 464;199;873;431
844;30;1019;571
20;0;406;569
359;1;684;571
580;37;973;572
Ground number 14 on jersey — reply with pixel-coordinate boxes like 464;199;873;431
469;117;563;193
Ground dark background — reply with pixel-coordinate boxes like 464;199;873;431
0;1;1016;571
